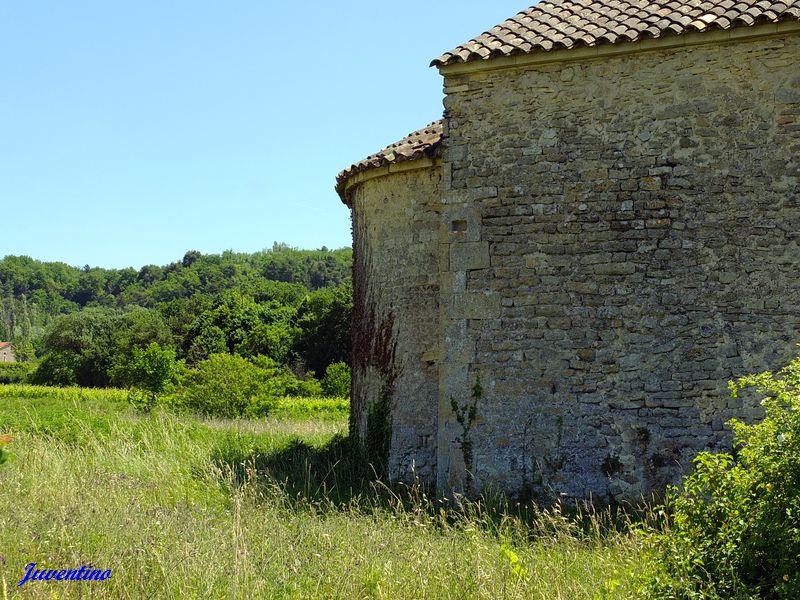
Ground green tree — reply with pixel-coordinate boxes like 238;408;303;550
293;285;352;375
187;325;227;366
31;351;81;386
182;250;201;268
321;361;351;398
38;306;175;387
112;343;178;411
9;338;36;362
113;307;173;362
0;247;353;380
39;307;117;386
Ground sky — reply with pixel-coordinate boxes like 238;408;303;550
0;1;528;269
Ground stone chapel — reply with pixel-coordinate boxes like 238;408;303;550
336;0;800;501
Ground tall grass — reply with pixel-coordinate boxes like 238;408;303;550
0;391;644;598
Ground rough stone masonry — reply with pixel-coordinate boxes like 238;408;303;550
337;3;800;502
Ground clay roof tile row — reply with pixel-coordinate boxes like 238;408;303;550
335;120;444;203
432;0;800;66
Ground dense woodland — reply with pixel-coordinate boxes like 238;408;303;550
0;243;352;393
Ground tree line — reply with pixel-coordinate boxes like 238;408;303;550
0;244;352;392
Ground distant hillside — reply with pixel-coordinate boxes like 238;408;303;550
0;244;352;374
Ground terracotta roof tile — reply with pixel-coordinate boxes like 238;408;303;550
336;120;444;203
432;0;800;66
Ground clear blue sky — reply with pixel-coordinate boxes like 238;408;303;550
0;1;527;269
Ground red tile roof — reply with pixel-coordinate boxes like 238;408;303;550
336;120;444;203
432;0;800;66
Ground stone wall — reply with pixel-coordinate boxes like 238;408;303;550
350;164;442;484
437;33;800;501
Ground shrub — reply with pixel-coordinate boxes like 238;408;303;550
30;352;81;386
111;343;180;411
643;351;800;599
321;361;351;398
168;354;325;418
172;354;263;417
282;373;323;398
0;361;37;384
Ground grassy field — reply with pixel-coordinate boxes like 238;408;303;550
0;386;645;599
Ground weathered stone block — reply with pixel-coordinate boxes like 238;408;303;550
452;291;501;319
450;242;491;271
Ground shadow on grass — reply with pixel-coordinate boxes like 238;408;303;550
211;433;391;508
209;433;650;543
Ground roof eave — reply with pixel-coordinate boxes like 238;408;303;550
335;121;445;206
433;20;800;76
336;149;443;207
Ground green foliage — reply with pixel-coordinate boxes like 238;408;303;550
9;338;36;362
0;361;36;384
293;285;352;375
168;354;325;418
499;542;529;581
321;361;351;398
173;354;265;417
1;248;353;418
643;351;800;599
186;324;228;365
33;306;173;388
30;351;81;386
114;306;174;356
262;396;349;420
237;320;298;363
281;373;324;398
0;245;351;312
0;383;129;403
0;383;345;421
111;342;179;412
38;307;117;386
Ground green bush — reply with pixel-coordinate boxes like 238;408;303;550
0;361;36;384
321;361;351;398
167;354;325;418
111;343;180;412
171;354;263;417
249;355;323;398
643;351;800;599
30;351;81;386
